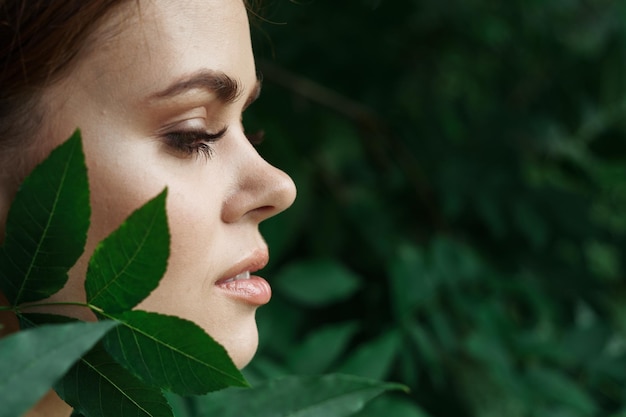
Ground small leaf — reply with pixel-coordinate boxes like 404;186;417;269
288;321;360;374
195;374;407;417
388;244;429;320
86;189;169;313
405;322;443;386
0;131;89;305
0;320;115;417
338;330;400;380
274;259;362;307
56;342;173;417
103;310;248;395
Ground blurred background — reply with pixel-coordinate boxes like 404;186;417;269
244;1;626;416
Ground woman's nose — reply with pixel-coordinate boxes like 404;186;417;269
221;142;296;224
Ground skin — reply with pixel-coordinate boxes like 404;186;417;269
0;1;296;414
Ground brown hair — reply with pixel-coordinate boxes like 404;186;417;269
0;1;134;150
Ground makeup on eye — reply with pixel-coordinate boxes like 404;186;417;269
158;87;266;160
164;126;265;158
163;126;228;159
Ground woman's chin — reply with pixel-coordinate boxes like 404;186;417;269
220;320;260;369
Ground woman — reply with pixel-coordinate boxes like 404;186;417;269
0;0;296;415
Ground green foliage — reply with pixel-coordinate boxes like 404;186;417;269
58;342;173;417
86;190;169;313
288;321;360;374
0;131;403;416
244;1;626;416
0;130;89;305
0;321;115;417
273;259;362;306
102;310;247;395
193;374;406;417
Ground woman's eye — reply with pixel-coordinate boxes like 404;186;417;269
163;127;228;159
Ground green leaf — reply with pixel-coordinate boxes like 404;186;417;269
0;320;115;417
0;130;89;305
388;244;429;320
195;374;407;417
244;356;290;383
526;367;597;414
288;321;360;374
405;322;442;384
163;392;193;417
353;395;432;417
103;310;248;395
86;189;169;313
274;259;362;307
338;330;400;380
56;342;173;417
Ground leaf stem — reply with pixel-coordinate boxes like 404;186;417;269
18;301;90;311
87;304;104;314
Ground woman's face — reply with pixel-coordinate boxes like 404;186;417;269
30;0;296;368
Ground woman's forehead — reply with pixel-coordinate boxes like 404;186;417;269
73;0;256;101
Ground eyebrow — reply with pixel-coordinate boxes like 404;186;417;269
149;69;261;108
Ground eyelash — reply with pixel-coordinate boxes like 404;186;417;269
164;127;265;159
164;127;227;159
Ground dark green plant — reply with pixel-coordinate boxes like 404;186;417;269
242;1;626;416
0;131;405;417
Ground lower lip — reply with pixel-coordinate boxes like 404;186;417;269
215;275;272;306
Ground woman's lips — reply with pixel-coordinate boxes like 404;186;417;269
215;273;271;306
215;250;272;306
